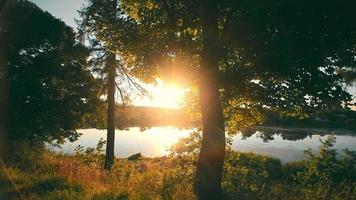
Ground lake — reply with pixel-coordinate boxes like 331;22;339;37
49;126;356;163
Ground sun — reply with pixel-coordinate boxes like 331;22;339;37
152;82;186;109
132;79;187;108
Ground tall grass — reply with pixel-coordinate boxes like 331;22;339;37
1;135;355;200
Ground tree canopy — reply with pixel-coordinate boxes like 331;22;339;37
115;0;356;131
3;0;100;145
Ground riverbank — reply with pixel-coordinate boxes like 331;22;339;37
48;127;356;164
251;125;356;135
1;136;355;200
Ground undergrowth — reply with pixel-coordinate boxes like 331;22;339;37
1;134;355;200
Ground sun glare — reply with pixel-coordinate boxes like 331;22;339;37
152;82;186;109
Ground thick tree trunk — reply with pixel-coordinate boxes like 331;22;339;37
195;1;225;200
104;53;116;169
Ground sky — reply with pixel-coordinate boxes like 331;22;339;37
29;0;186;108
29;0;85;28
29;0;356;110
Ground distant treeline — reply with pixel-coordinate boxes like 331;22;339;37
264;109;356;130
81;104;356;130
80;105;199;129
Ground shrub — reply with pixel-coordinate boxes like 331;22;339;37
294;135;356;200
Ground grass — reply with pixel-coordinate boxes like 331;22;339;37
0;162;84;200
1;135;355;199
0;153;193;200
0;152;309;200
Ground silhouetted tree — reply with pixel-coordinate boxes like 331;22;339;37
79;0;116;169
79;0;143;169
1;0;100;156
0;0;13;161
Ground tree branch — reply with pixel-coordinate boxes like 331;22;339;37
117;61;147;95
115;82;127;110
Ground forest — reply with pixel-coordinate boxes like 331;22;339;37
0;0;355;199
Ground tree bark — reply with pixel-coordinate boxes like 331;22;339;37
195;1;225;200
104;52;116;169
0;0;11;163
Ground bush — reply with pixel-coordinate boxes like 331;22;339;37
294;135;356;200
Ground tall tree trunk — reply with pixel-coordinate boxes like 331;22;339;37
195;1;225;200
0;0;11;163
104;53;116;169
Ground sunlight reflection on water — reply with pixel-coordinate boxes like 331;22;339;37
48;127;356;163
50;127;192;157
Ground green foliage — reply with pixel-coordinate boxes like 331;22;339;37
79;0;146;103
74;137;106;166
99;0;356;134
223;152;282;199
3;0;101;146
170;132;356;200
0;165;84;200
295;135;356;199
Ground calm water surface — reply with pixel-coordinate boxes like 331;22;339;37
49;127;356;163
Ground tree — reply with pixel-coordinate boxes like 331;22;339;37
85;0;356;198
1;0;100;154
195;2;225;198
0;0;13;161
79;0;118;169
79;0;143;169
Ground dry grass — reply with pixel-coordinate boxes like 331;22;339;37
0;152;195;200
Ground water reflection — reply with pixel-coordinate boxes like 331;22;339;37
235;127;356;163
49;126;356;163
49;127;192;157
241;126;356;142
